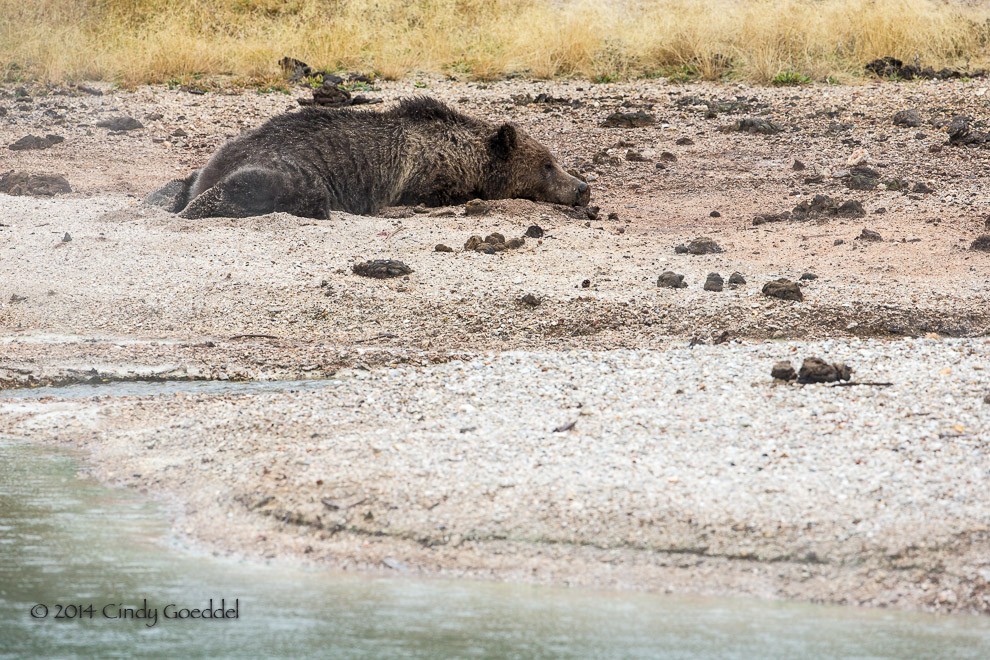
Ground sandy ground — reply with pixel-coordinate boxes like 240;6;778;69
1;76;990;613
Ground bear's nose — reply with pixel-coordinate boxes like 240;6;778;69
577;181;588;193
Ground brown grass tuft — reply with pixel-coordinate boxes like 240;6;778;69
2;0;989;84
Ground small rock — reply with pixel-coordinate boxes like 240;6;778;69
659;151;677;163
434;243;453;253
674;237;723;255
720;117;784;135
703;272;724;292
771;361;797;381
352;259;413;278
799;272;818;280
762;278;803;301
602;111;655;128
524;225;544;239
581;279;591;288
8;134;63;151
464;199;490;215
625;149;649;162
61;232;72;242
504;237;525;249
911;181;935;194
0;171;71;196
971;235;990;252
475;242;496;254
836;200;866;218
9;294;27;304
791;159;806;171
464;235;484;251
675;137;694;146
520;293;541;307
728;272;746;285
834;239;845;246
709;210;721;218
857;228;883;242
892;109;922;127
484;232;506;245
657;271;687;289
95;116;144;131
171;128;188;138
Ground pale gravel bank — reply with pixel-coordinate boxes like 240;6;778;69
2;339;988;614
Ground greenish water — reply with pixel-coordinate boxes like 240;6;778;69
2;383;990;658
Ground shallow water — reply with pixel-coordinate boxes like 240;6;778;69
2;383;990;658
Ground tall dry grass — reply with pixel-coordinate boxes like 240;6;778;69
1;0;988;84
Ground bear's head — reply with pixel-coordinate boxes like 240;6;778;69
485;123;590;207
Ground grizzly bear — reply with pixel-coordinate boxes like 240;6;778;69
146;97;590;219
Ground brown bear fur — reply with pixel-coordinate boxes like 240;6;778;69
146;97;590;219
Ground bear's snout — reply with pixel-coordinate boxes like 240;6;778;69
575;178;591;206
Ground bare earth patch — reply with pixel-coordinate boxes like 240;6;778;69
1;77;989;614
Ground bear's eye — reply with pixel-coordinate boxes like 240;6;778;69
543;162;554;172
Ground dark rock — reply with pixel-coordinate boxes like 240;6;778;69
475;243;496;254
792;159;806;171
703;272;724;292
857;228;883;242
352;259;413;278
601;111;655;128
709;210;721;218
892;109;922;127
581;279;591;288
947;115;987;146
0;171;71;196
836;200;866;218
524;224;544;239
464;198;490;215
675;137;695;146
464;235;483;251
592;150;622;166
674;237;723;255
95;116;143;131
659;151;677;163
520;293;541;307
771;361;797;381
728;272;746;285
971;235;990;252
484;232;506;245
847;174;878;191
625;149;649;162
657;271;687;289
911;181;934;194
798;357;852;384
762;278;803;301
504;237;525;249
721;117;784;135
9;294;27;304
8;134;63;150
434;243;453;252
61;232;71;243
799;272;818;281
833;239;845;246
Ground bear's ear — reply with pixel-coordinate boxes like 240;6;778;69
489;123;518;159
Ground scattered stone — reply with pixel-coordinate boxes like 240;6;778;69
946;115;988;146
836;200;866;218
799;272;818;281
95;116;144;131
657;271;687;289
792;159;806;171
607;212;619;221
8;134;64;151
720;117;784;135
728;272;746;285
601;111;655;128
0;171;71;196
61;232;72;243
352;259;413;278
659;151;677;163
703;272;724;292
857;228;883;242
971;235;990;252
484;232;506;245
768;195;866;224
170;128;189;138
674;237;723;255
709;210;721;218
581;279;591;288
625;149;650;162
762;278;803;302
520;293;541;307
865;56;982;81
833;239;844;246
504;237;525;249
892;109;922;128
464;235;483;251
771;361;797;381
464;199;490;215
911;181;935;194
9;294;27;304
675;137;695;146
798;357;852;384
434;244;453;253
524;225;544;239
512;93;582;108
475;243;496;254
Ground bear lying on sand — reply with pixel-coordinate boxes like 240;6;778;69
147;97;590;219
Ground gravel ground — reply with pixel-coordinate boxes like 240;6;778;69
2;77;990;613
2;339;989;613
